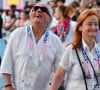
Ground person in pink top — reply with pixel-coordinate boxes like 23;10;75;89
14;10;30;28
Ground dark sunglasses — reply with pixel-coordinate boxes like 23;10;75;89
32;6;50;16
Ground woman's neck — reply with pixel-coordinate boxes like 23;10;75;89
21;18;26;21
59;16;65;22
83;37;95;51
10;15;15;19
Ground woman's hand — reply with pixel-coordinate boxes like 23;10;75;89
50;66;66;90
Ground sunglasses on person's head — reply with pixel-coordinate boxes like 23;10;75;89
32;6;50;16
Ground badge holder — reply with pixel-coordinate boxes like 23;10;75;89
94;83;100;89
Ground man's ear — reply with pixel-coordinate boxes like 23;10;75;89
47;16;51;24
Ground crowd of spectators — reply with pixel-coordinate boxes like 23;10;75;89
0;0;100;42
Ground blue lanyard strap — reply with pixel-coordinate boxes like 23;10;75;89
82;45;100;65
82;48;89;63
96;44;100;60
27;25;32;38
82;47;99;85
82;47;93;77
27;25;49;55
27;25;49;43
44;28;49;43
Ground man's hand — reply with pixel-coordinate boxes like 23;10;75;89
5;86;16;90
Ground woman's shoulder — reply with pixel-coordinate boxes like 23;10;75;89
14;19;20;27
70;20;76;31
25;19;30;25
70;20;76;25
65;43;74;51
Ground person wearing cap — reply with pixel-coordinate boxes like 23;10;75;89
0;2;64;90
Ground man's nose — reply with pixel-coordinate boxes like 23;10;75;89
37;8;42;12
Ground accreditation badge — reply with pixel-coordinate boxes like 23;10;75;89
92;77;100;90
94;83;100;88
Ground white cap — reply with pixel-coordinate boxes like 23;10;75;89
34;2;53;18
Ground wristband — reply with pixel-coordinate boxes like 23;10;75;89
5;84;12;88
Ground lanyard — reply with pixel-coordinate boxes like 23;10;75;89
27;25;33;50
27;25;49;61
0;56;1;65
95;44;100;67
82;45;100;76
82;46;100;86
82;47;93;77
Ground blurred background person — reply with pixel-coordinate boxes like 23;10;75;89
1;10;9;25
65;4;77;21
24;3;33;19
14;10;30;28
10;5;20;19
56;0;65;7
53;5;76;47
48;0;56;12
2;9;16;42
49;0;65;31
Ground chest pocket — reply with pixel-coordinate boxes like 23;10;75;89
14;49;34;76
14;49;33;66
43;43;55;67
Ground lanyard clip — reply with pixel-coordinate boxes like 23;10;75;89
94;83;100;88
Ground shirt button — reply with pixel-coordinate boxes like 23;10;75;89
22;80;24;82
29;83;31;86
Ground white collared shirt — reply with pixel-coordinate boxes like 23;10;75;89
0;25;64;90
60;40;100;90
